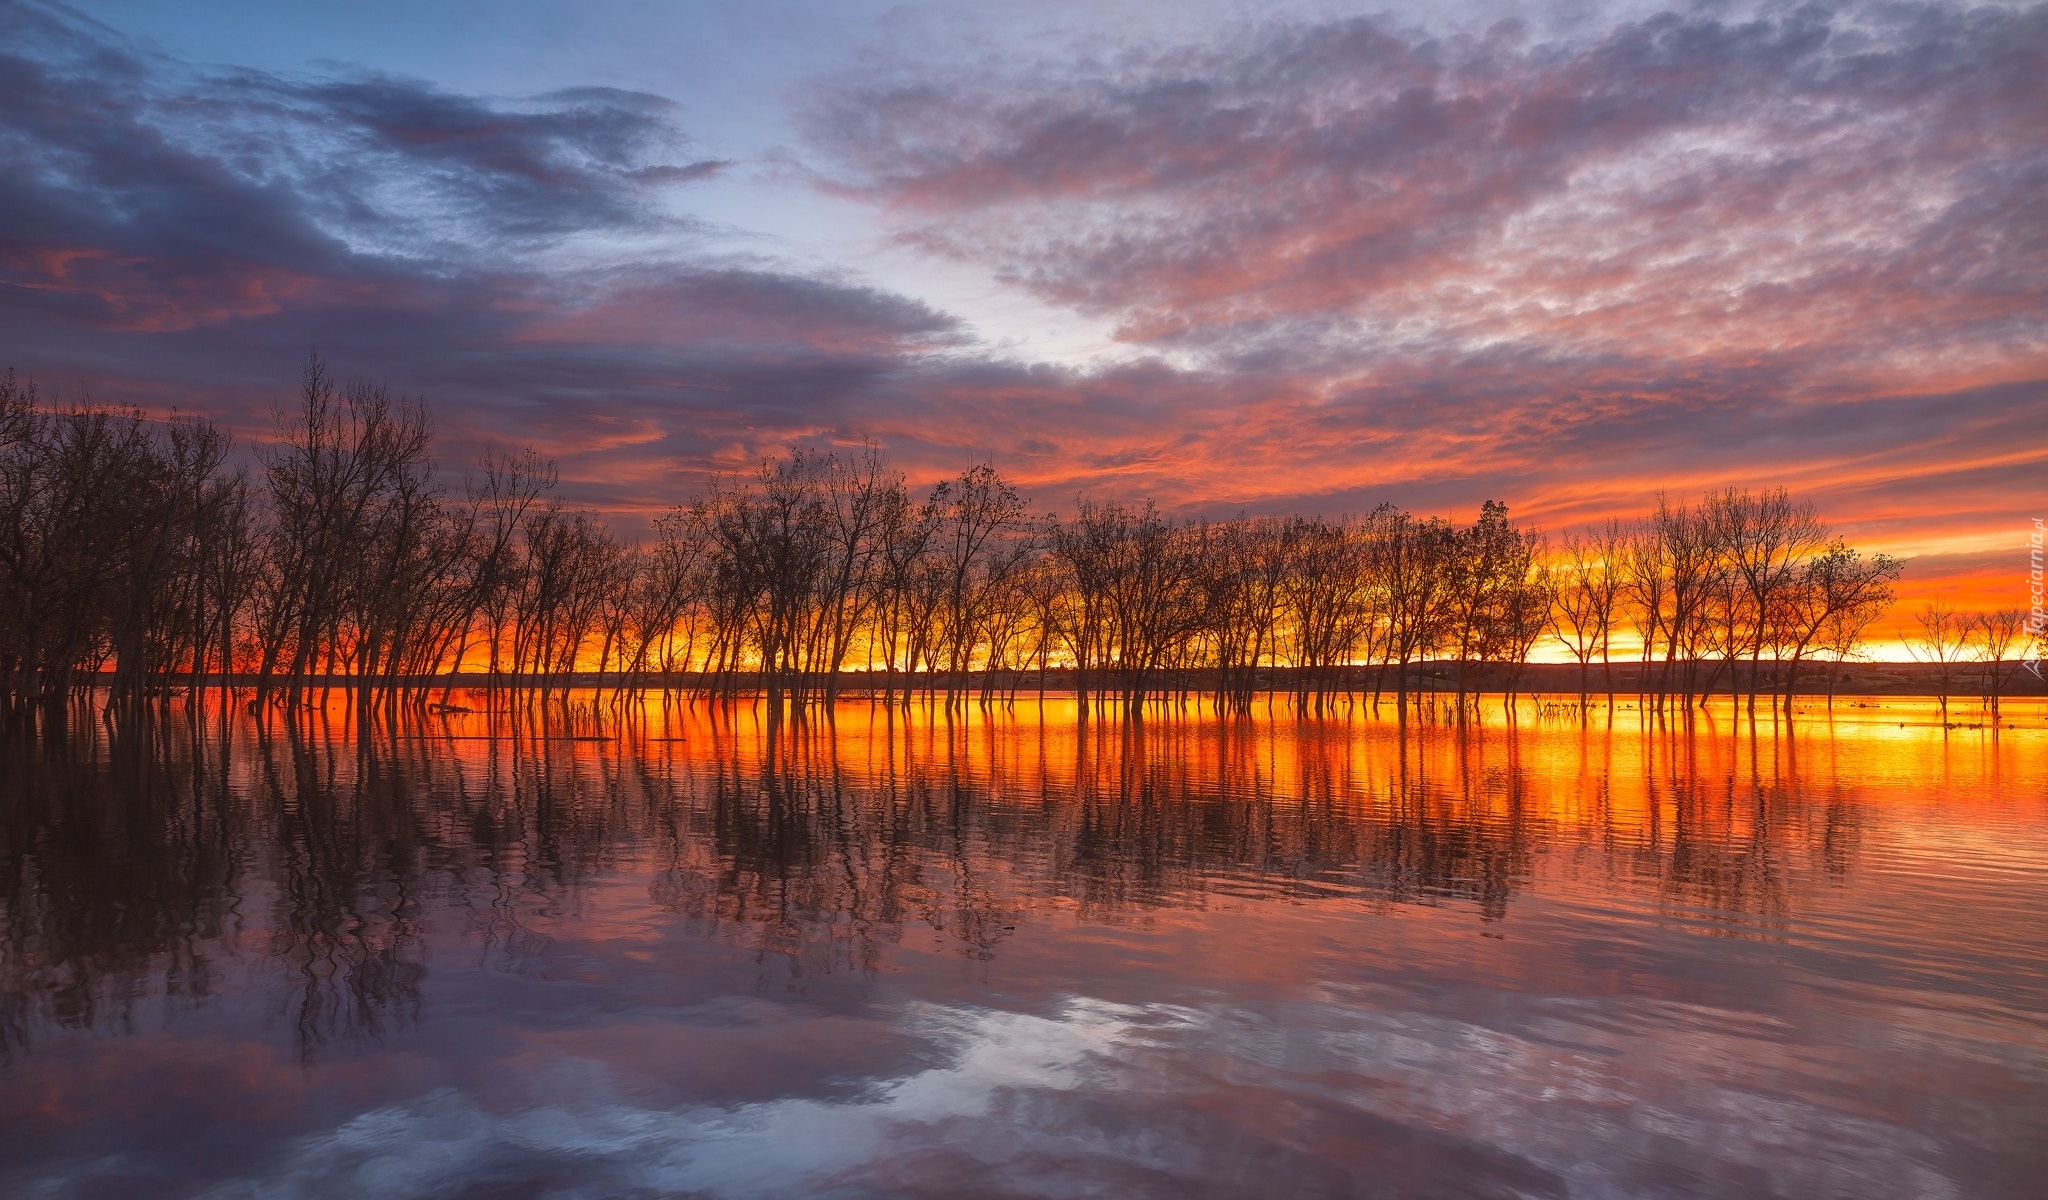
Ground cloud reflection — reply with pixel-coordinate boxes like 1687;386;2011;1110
203;985;1983;1200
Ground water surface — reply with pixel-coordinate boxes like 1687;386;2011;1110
3;696;2045;1198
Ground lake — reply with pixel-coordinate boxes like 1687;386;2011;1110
2;696;2044;1199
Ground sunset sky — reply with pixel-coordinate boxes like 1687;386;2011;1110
3;0;2042;621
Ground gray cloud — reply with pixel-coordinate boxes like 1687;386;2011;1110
810;3;2048;378
0;0;960;512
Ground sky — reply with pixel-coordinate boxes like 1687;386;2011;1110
2;0;2043;623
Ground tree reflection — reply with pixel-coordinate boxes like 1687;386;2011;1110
0;715;240;1058
0;696;1899;1057
254;727;428;1060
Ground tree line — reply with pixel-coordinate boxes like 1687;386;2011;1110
4;360;1996;719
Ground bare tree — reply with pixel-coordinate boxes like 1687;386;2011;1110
930;464;1034;707
2;360;1923;719
1773;541;1903;711
1973;609;2028;717
1711;488;1829;707
1907;600;1977;720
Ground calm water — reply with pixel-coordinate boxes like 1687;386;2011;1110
2;696;2045;1199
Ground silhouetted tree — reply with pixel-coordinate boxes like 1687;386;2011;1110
0;361;1919;717
1907;600;1975;720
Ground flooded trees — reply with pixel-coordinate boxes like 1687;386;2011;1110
1;361;1926;718
929;465;1035;706
1446;501;1543;705
1715;487;1829;706
1550;523;1623;702
254;358;441;708
1375;506;1458;708
1772;542;1903;710
445;447;554;697
0;372;250;711
1908;601;1975;719
508;506;626;691
1974;610;2029;716
1199;516;1288;715
1589;491;1912;715
1279;516;1366;713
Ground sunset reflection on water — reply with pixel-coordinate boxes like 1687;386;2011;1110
2;695;2044;1198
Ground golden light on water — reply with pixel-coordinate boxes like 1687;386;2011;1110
5;691;2045;1195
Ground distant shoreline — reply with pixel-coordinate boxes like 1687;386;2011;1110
71;660;2044;700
